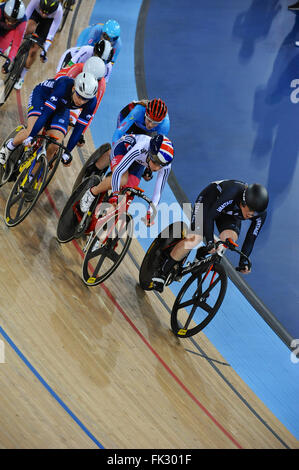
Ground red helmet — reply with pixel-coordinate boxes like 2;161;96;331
146;98;167;123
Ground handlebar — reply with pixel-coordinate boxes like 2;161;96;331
216;238;252;271
32;134;72;157
23;34;47;55
119;186;157;220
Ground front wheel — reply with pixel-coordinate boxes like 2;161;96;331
5;155;48;227
82;212;133;286
171;262;227;338
0;125;25;187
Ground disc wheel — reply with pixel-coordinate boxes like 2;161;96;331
170;262;227;338
82;213;133;286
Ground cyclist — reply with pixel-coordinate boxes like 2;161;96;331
0;72;98;198
79;133;174;227
0;0;27;74
55;56;106;138
56;38;113;82
14;0;63;89
88;98;170;178
76;19;121;68
151;180;269;292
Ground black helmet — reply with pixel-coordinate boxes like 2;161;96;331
242;183;269;212
39;0;59;14
93;39;113;62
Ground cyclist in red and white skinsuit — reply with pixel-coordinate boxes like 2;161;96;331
0;0;27;73
54;56;106;136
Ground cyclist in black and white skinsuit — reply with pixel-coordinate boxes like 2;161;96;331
14;0;63;89
80;133;174;226
152;179;269;292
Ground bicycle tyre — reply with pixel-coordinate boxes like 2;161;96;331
58;1;72;32
5;155;48;227
0;125;24;187
171;262;227;338
82;212;133;286
139;221;188;290
3;44;28;102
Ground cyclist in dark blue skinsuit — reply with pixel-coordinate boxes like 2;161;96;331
152;180;269;292
0;71;98;167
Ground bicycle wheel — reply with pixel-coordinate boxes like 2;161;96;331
171;262;227;338
57;174;102;243
3;45;28;102
5;155;48;227
139;221;188;290
82;212;133;286
58;1;72;32
0;125;24;187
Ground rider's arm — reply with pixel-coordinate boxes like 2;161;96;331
110;144;141;193
156;114;170;136
150;166;171;209
70;45;93;64
239;212;267;263
43;7;63;53
111;37;121;64
6;19;27;60
112;105;143;144
66;98;97;152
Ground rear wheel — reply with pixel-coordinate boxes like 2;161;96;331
5;155;48;227
170;262;227;338
2;45;28;103
82;212;133;286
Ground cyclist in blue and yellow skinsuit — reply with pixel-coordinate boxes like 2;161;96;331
76;19;121;66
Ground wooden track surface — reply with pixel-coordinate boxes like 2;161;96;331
0;1;298;449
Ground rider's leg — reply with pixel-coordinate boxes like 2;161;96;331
45;129;65;163
0;116;39;164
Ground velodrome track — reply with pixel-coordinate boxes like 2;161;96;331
0;0;298;449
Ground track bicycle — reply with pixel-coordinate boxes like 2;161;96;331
139;224;251;338
4;134;71;227
1;34;46;104
57;181;156;286
0;52;10;104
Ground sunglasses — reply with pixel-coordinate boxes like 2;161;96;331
145;114;161;126
102;32;118;42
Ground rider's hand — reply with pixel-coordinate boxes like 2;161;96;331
142;167;153;181
2;59;10;74
23;136;33;147
61;152;72;166
238;263;251;274
206;241;216;253
40;51;48;63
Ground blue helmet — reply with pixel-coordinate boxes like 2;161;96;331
102;19;120;41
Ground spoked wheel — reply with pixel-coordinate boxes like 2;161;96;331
82;212;133;286
0;126;24;187
171;262;227;338
58;0;74;32
5;155;48;227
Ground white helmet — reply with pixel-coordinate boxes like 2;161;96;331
93;39;113;63
83;56;105;80
4;0;26;20
74;72;98;99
